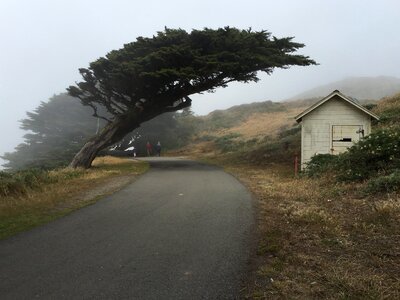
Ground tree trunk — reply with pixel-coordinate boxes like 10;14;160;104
69;115;139;168
69;97;192;169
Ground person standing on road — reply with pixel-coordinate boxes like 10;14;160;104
155;141;161;157
146;141;152;156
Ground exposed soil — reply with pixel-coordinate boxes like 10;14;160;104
54;174;138;211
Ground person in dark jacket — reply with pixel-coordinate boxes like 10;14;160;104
155;141;161;157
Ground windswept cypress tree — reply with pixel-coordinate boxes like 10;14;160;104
2;94;101;170
68;27;316;168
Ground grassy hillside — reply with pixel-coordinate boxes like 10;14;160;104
373;92;400;127
175;93;379;166
174;98;311;165
289;76;400;100
175;93;400;299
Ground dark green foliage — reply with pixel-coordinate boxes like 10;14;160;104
196;135;214;142
278;126;300;138
113;108;198;156
336;128;400;181
68;27;315;120
214;133;243;152
363;103;377;111
247;125;301;164
8;26;316;169
366;169;400;193
2;95;198;170
378;107;400;126
306;128;400;188
0;168;87;198
305;154;339;177
304;92;400;194
66;27;315;168
0;169;52;197
2;94;102;170
372;93;400;127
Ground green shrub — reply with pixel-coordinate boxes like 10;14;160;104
278;126;300;139
0;169;53;197
305;128;400;182
336;128;400;181
214;133;242;152
365;170;400;193
378;107;400;126
305;154;339;177
196;134;214;142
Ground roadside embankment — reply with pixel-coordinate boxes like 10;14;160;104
0;156;148;240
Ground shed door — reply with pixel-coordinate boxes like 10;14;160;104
331;125;363;154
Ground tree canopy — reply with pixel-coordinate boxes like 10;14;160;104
2;94;101;170
67;27;316;168
68;27;315;121
1;94;195;170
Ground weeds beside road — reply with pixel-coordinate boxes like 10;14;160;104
197;155;400;299
0;156;148;240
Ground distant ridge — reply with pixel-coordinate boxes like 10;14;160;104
288;76;400;100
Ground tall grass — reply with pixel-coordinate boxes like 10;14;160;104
0;156;148;240
0;168;85;198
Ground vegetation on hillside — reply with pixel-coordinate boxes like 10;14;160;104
181;92;400;299
200;101;285;130
1;94;102;170
67;27;316;168
1;80;399;297
0;156;148;240
290;76;400;100
1;94;196;171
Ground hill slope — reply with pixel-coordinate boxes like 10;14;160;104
289;76;400;100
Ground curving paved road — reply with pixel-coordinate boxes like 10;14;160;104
0;158;254;299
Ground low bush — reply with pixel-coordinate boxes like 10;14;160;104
241;126;301;165
337;128;400;181
305;128;400;183
0;169;54;197
305;154;339;177
214;133;243;152
365;169;400;193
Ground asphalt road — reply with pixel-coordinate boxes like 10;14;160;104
0;157;255;299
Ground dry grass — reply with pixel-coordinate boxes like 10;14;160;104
194;154;400;299
373;93;400;115
174;94;400;298
0;156;148;239
180;93;400;298
194;107;304;143
224;108;303;139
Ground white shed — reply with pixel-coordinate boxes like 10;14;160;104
295;90;379;168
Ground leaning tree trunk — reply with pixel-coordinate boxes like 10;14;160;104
69;97;192;169
69;114;140;169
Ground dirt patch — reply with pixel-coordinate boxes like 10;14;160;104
79;175;133;200
55;174;138;211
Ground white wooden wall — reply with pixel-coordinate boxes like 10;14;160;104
301;95;371;168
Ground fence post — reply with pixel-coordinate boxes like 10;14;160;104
294;154;299;177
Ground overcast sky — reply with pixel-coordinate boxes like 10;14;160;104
1;0;400;161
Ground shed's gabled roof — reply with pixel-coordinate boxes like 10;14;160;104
295;90;380;122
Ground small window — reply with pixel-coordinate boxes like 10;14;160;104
332;137;352;142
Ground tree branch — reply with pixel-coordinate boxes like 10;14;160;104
164;96;192;112
87;103;112;123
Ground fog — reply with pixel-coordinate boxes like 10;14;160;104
1;0;400;165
